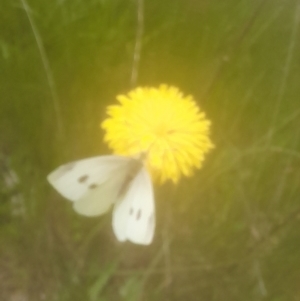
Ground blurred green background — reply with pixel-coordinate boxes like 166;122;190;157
1;0;300;300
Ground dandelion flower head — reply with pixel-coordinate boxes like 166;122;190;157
101;85;214;184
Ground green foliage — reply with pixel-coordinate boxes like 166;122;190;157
1;0;300;300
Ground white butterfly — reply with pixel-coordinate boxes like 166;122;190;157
47;155;155;245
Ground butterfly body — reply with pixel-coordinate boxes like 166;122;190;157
47;155;155;245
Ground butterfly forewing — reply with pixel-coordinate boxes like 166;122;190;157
47;155;131;201
112;166;155;245
73;162;133;216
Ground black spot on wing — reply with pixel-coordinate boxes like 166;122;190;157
78;175;89;183
129;208;142;220
89;183;98;189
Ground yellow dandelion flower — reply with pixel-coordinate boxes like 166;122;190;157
101;85;214;184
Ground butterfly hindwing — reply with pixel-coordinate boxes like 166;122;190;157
73;166;131;216
112;166;155;245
